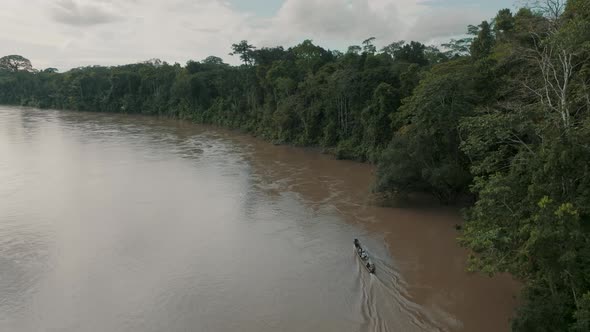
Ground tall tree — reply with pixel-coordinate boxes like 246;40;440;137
494;8;515;39
0;55;33;72
470;21;495;60
362;37;377;54
230;40;256;66
381;40;405;59
394;41;428;65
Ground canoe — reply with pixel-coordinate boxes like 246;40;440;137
354;239;375;274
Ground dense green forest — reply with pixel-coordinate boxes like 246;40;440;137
1;0;589;330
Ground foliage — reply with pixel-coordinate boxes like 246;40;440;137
0;40;437;163
0;55;33;72
458;1;590;330
376;59;480;202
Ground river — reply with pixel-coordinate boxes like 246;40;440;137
0;106;519;331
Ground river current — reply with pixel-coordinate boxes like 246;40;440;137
0;107;518;331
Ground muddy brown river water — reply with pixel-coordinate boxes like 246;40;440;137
0;106;519;331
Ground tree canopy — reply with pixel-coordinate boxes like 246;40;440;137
0;55;33;72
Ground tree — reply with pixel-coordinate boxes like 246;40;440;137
202;56;225;65
532;0;567;25
442;38;473;57
251;47;287;66
0;55;33;72
394;41;428;65
291;40;332;74
381;40;405;58
347;45;362;55
470;21;495;60
494;8;515;38
185;60;202;74
376;59;479;202
143;58;163;67
564;0;590;20
229;40;256;66
362;37;377;54
360;82;398;161
424;46;447;64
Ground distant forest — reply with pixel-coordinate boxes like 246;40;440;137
1;1;589;330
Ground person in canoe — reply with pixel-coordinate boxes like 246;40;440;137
355;239;376;274
360;250;368;260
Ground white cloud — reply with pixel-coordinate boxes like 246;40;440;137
406;7;484;41
0;0;496;71
275;0;403;40
243;0;488;54
51;0;122;26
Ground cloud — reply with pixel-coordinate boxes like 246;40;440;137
406;7;482;41
0;0;501;71
242;0;412;53
251;0;486;50
50;0;122;26
276;0;398;39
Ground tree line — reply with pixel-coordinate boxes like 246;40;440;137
1;0;589;330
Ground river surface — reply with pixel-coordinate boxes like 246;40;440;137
0;106;519;332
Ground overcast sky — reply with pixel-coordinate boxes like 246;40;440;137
1;0;517;71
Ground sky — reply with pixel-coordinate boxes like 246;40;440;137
1;0;518;71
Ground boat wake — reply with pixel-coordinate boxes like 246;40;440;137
354;247;443;332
